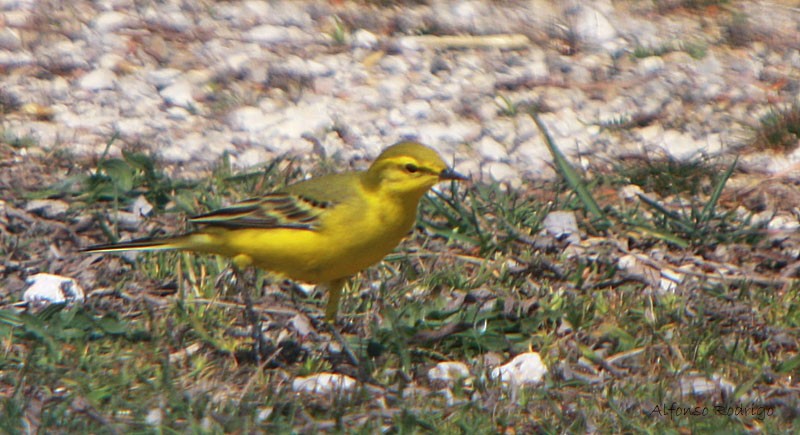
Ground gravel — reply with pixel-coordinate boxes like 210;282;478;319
2;0;799;180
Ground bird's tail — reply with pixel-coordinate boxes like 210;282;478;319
81;236;188;253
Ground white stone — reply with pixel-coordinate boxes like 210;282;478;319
619;184;644;201
475;136;508;161
25;199;69;219
145;408;163;426
660;130;700;160
542;211;579;239
130;195;153;217
380;56;409;75
144;9;192;32
635;124;664;146
79;68;116;91
246;24;291;43
403;99;431;120
637;56;665;75
159;80;194;107
93;11;135;33
146;68;182;87
678;373;734;397
351;29;378;49
2;11;32;28
574;6;617;44
166;106;191;120
97;53;124;71
428;361;470;383
292;373;356;395
515;140;551;171
490;352;547;387
376;78;407;104
24;273;85;305
768;214;800;231
413;121;482;147
485;161;521;188
0;28;22;50
114;118;149;138
0;50;34;68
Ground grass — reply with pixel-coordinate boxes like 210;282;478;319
2;121;800;432
751;104;800;153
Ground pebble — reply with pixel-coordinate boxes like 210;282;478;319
428;361;470;384
0;0;795;189
0;28;22;50
292;373;356;395
92;11;136;33
475;136;507;161
637;56;665;75
25;199;69;219
79;68;117;91
542;211;580;241
573;5;617;45
24;273;85;305
351;29;378;49
159;80;194;107
678;373;735;398
246;24;292;44
490;352;547;388
146;69;183;88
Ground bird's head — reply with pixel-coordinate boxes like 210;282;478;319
363;141;467;200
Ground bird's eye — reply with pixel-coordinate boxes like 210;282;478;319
405;164;419;173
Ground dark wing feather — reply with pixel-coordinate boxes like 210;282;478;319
190;193;334;230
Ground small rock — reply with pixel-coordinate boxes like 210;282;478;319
542;211;580;241
403;100;431;120
146;68;182;88
379;56;409;75
145;408;163;426
637;56;665;75
24;273;85;305
25;199;69;219
490;352;547;388
618;184;644;202
289;314;314;337
228;106;272;132
0;50;35;68
109;210;143;231
130;195;153;217
0;28;22;50
377;78;407;104
351;29;378;49
79;68;116;91
292;373;356;395
428;361;470;384
246;24;291;43
92;11;136;33
475;136;508;161
485;161;521;188
573;5;617;45
678;373;735;398
159;80;194;107
768;214;800;232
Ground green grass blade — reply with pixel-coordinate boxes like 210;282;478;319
700;157;737;224
530;112;608;225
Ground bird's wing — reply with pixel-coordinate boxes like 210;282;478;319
190;193;334;230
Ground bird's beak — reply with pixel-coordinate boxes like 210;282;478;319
439;168;469;181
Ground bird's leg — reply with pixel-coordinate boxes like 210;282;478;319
321;278;361;367
241;281;263;365
232;255;264;365
325;278;346;322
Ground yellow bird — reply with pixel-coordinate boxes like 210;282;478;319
83;141;467;320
